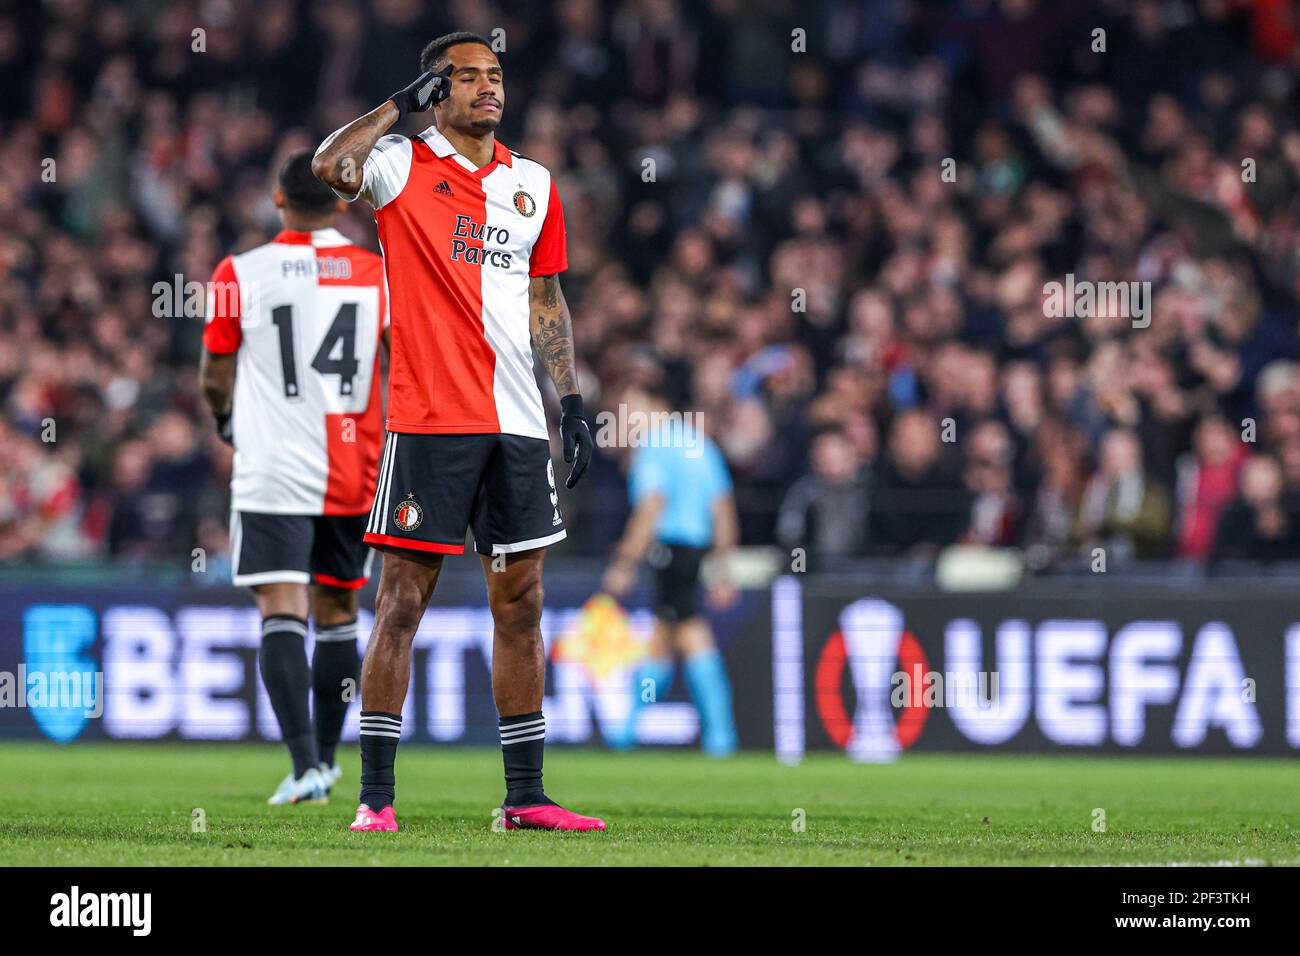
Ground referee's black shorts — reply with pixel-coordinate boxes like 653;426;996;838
647;543;707;623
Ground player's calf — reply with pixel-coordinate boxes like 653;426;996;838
349;553;440;827
312;615;359;782
259;613;320;778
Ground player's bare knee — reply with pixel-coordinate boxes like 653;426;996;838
374;606;421;645
370;550;441;644
373;587;424;645
251;582;309;621
312;585;358;626
492;585;543;640
675;618;715;657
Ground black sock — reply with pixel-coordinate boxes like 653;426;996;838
359;711;402;811
499;711;552;807
259;615;317;778
313;619;359;768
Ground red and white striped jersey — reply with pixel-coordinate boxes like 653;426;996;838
338;126;567;440
203;228;388;515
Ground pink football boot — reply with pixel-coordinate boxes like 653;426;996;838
501;803;606;831
349;804;399;832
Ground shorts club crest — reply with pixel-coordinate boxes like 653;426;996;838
365;432;565;556
393;495;423;531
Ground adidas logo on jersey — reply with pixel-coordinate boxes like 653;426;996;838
434;180;454;197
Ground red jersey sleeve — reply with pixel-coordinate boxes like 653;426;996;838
202;255;242;354
528;177;569;277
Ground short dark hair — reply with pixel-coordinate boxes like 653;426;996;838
279;150;337;214
420;31;493;73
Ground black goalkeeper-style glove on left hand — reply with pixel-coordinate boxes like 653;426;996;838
389;64;454;119
559;394;593;489
214;410;233;447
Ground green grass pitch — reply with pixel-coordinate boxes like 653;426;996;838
0;742;1296;866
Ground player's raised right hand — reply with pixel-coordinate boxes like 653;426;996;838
389;64;454;119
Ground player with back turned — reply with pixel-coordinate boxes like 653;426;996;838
200;152;389;805
312;32;603;832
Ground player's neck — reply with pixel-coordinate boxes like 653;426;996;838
438;123;496;169
280;214;335;234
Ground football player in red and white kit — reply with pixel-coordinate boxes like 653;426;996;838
313;32;603;832
200;151;388;806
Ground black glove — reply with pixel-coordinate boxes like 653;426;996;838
389;64;453;119
559;394;593;489
214;410;233;446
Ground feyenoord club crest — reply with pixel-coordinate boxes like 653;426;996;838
394;493;423;531
512;190;536;217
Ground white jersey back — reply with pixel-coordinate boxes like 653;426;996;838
203;228;388;515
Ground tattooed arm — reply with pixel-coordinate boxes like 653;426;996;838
531;273;592;486
313;68;452;197
310;102;400;198
529;273;579;397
